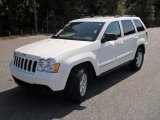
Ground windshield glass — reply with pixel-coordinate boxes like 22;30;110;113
52;22;104;41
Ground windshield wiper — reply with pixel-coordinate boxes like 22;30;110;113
51;35;60;39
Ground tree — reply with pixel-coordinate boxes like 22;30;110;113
0;0;160;36
84;0;119;16
154;0;160;18
118;0;155;18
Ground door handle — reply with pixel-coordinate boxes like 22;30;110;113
134;37;139;39
116;41;124;45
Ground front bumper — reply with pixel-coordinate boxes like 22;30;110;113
10;61;68;91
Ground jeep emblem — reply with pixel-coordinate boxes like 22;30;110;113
22;54;26;57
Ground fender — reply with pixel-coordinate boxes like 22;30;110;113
135;38;147;53
136;38;146;47
61;52;99;76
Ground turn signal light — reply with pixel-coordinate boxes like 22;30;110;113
53;63;60;73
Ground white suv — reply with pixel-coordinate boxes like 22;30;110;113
10;16;148;102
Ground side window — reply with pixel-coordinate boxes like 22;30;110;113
105;21;121;37
134;20;145;32
122;20;135;36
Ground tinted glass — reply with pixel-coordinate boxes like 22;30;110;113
134;20;145;32
52;22;104;41
105;21;121;37
122;20;135;36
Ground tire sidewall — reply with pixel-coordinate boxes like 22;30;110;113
77;68;88;98
66;66;89;102
134;48;144;70
74;67;88;101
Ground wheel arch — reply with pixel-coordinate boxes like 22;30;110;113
136;38;146;54
137;44;145;54
64;61;97;89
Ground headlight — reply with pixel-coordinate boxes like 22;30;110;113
46;58;56;72
37;58;60;73
37;59;48;71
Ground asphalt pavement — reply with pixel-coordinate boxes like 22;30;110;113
0;28;160;120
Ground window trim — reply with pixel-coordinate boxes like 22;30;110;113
103;21;122;39
52;22;105;42
133;19;145;32
121;20;136;37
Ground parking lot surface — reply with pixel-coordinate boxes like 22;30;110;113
0;28;160;120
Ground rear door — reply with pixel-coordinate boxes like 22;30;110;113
133;19;147;41
119;20;137;62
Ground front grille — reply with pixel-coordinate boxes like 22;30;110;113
14;55;38;73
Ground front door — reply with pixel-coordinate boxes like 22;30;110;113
98;21;124;74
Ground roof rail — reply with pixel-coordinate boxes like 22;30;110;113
115;15;122;18
115;15;137;18
84;14;95;18
84;15;114;18
94;15;103;17
84;16;92;18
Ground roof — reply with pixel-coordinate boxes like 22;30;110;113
70;16;140;23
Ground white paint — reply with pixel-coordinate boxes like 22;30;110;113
10;16;147;91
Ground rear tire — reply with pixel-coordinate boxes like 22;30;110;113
65;66;88;103
129;48;144;71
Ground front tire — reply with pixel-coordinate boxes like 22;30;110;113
66;66;88;103
129;48;144;71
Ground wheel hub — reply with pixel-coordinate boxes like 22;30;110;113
80;71;87;97
136;52;143;68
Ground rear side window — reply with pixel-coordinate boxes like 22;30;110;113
122;20;135;36
134;20;145;32
105;21;121;37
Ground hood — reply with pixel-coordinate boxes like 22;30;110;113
15;38;92;59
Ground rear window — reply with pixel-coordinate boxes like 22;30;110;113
134;20;145;32
122;20;136;36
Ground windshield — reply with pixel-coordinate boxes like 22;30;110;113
52;22;104;41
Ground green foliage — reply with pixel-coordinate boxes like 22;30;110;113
0;0;1;3
118;0;155;18
154;0;160;18
117;0;126;14
0;0;160;36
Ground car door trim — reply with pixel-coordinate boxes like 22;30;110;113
99;50;133;67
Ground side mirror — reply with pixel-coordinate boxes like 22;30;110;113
101;33;117;43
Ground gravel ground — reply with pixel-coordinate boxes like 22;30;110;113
0;28;160;120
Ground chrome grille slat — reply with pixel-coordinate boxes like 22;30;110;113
19;58;22;68
30;61;34;73
20;58;24;69
32;61;37;72
15;56;18;65
22;58;25;70
15;57;17;66
18;57;21;68
28;60;32;71
16;57;19;67
14;56;16;65
26;59;29;71
24;59;28;70
14;55;38;73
